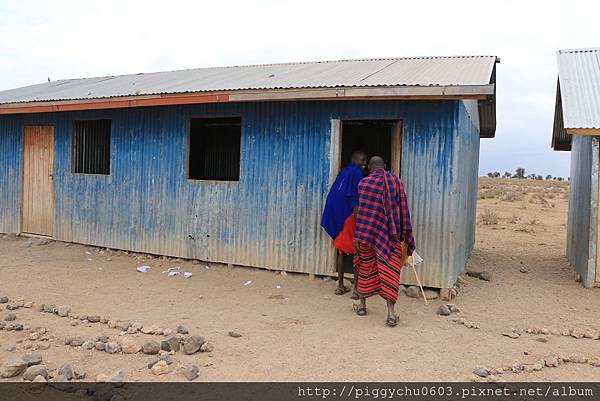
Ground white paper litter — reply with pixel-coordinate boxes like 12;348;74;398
87;258;92;261
276;285;281;289
404;252;424;269
161;267;180;274
243;280;252;286
136;265;152;273
85;251;91;255
183;272;193;278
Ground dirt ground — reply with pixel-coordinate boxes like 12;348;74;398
1;177;600;382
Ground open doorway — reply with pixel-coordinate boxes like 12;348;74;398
334;119;403;274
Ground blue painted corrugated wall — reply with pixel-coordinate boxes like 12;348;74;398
0;99;481;288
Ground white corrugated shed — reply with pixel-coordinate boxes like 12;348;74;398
0;56;497;105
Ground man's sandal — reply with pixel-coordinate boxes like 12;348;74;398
353;303;367;316
334;286;349;295
386;314;399;327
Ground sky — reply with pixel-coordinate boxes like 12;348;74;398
0;0;598;178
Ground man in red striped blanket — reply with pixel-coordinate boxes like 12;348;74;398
353;156;415;327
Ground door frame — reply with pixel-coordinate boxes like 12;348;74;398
20;124;55;238
328;118;403;272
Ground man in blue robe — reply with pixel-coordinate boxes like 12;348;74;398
321;151;367;295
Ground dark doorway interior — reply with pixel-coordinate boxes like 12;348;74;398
338;120;395;275
341;120;394;168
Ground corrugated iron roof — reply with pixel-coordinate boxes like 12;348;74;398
552;48;600;151
0;56;497;105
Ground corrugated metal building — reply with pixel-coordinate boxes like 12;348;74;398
0;56;498;289
552;48;600;287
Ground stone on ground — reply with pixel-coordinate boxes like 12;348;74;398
142;341;161;355
436;305;451;316
228;331;242;338
57;305;70;317
87;315;100;323
42;304;56;314
57;363;74;380
82;341;95;350
183;335;205;355
107;370;125;383
104;342;121;354
6;304;21;311
0;357;27;378
160;335;180;352
120;338;140;354
200;342;214;353
473;367;488;378
0;296;8;303
405;286;420;299
32;375;47;383
95;342;106;351
22;354;43;366
23;365;48;381
4;313;16;321
141;325;158;334
151;360;169;376
176;325;189;334
182;365;199;381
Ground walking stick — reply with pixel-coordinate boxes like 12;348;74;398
411;255;428;305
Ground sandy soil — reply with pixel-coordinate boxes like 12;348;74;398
1;177;599;382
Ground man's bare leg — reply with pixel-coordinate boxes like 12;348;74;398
386;300;399;326
334;252;348;295
350;268;359;299
354;296;367;315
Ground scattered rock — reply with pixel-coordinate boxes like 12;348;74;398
119;321;131;331
22;354;43;366
64;337;84;347
0;296;8;303
436;305;451;316
447;304;460;313
405;286;421;299
104;342;121;354
87;315;100;323
228;331;242;338
57;363;74;380
473;367;488;378
570;327;585;339
163;328;174;336
545;354;560;367
131;322;143;331
502;330;520;339
11;323;23;331
151;360;169;376
176;325;189;335
182;365;199;381
160;335;180;352
107;370;125;383
142;341;161;355
159;353;173;365
6;303;21;311
120;338;140;354
95;342;106;351
73;369;86;380
536;337;548;343
43;304;57;314
4;313;16;321
29;332;39;341
57;305;70;317
0;357;27;378
23;302;34;308
466;271;492;282
183;335;205;355
423;289;439;300
126;327;138;334
6;345;16;352
23;365;48;381
96;336;109;343
34;303;44;312
100;316;109;324
519;267;528;273
200;342;214;353
82;341;95;350
32;375;47;383
70;321;79;326
107;320;118;329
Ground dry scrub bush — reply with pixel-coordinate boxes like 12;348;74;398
481;209;499;225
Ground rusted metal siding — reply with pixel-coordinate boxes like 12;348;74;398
566;134;598;287
0;99;481;287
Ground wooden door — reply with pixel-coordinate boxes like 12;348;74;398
22;126;54;236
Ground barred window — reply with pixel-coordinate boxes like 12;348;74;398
72;120;111;175
188;117;241;181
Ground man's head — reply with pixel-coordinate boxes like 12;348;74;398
368;155;386;172
351;151;367;169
